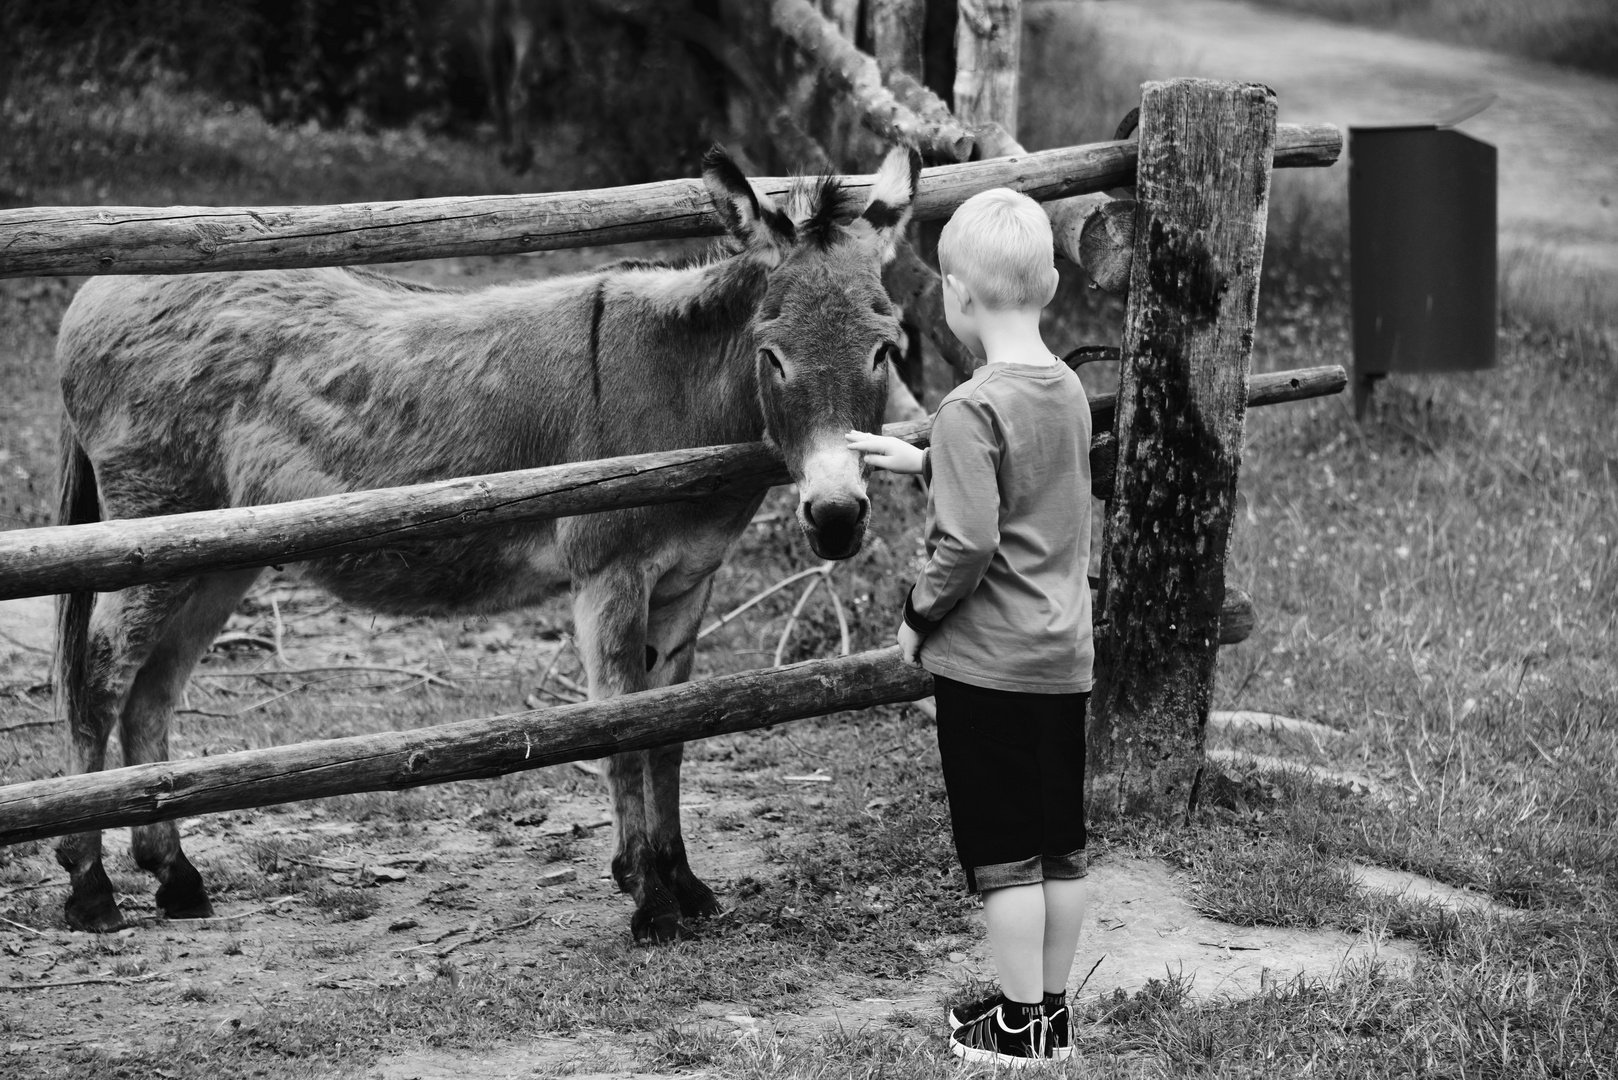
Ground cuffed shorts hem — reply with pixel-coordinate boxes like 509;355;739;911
966;848;1088;894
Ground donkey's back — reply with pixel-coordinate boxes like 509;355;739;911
58;265;611;612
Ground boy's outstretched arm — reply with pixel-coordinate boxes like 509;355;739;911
845;431;926;475
905;398;1000;637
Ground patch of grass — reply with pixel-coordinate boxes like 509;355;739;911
307;884;382;923
1243;0;1618;78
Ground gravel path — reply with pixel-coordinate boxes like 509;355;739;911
1043;0;1618;278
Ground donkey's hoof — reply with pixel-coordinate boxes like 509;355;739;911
673;877;723;921
631;906;683;944
156;860;213;920
64;891;125;933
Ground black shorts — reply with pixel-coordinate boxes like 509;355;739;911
933;674;1089;894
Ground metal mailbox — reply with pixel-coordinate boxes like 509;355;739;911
1349;118;1497;417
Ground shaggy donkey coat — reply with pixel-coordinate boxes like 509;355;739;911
52;146;922;941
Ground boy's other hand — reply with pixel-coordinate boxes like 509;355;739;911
846;430;926;474
896;619;925;666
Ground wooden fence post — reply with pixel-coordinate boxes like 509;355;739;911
866;0;926;80
1089;79;1278;821
953;0;1022;138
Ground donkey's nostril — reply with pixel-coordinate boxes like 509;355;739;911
806;495;866;557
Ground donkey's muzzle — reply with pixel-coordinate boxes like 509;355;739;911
804;494;870;560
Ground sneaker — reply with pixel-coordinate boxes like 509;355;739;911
1043;992;1074;1061
948;1001;1054;1068
948;988;1006;1030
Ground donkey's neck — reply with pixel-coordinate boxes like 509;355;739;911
607;251;769;450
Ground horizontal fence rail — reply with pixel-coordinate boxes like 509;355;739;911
0;647;933;846
0;366;1345;600
0;125;1341;279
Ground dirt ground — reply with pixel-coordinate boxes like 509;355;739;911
0;582;1502;1078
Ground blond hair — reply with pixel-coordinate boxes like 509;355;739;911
936;187;1055;310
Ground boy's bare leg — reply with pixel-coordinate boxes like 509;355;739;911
1041;877;1089;994
982;882;1046;1003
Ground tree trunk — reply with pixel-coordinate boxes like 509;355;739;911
1088;79;1278;822
866;0;926;80
818;0;860;40
953;0;1022;138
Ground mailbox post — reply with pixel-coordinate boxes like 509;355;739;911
1349;119;1497;417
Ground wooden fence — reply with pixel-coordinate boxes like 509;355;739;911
0;2;1347;838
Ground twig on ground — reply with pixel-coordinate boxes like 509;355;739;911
774;562;836;667
192;664;456;687
551;672;588;697
910;697;937;722
572;761;602;777
176;684;305;720
0;915;47;936
1073;954;1105;996
536;818;611;838
1404;747;1428;794
210;632;278;653
0;972;168;992
180;896;299;924
2;687;48;713
270;597;289;669
434;911;546;958
0;718;57;735
531;634;570;702
395;925;473;953
0;628;50;654
527;685;583;707
825;580;851;657
0;878;54;900
699;566;826;640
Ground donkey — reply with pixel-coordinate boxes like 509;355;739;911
51;145;921;942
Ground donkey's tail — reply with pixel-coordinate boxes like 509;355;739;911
55;421;99;725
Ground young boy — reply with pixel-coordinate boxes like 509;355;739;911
846;187;1093;1068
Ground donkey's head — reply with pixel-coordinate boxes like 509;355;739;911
703;145;921;560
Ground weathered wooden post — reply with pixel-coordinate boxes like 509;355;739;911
954;0;1022;137
865;0;926;81
1089;79;1278;821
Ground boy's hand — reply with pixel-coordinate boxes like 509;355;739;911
896;620;925;666
846;430;926;475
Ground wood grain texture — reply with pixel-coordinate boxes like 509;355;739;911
0;125;1338;279
1090;78;1279;822
866;0;926;79
0;648;934;847
954;0;1022;137
0;366;1342;601
1076;198;1137;294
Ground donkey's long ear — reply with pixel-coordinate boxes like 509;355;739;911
702;145;795;257
851;145;922;263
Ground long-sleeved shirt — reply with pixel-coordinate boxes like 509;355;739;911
904;361;1093;693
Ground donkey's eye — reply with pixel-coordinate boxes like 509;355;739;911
760;347;785;379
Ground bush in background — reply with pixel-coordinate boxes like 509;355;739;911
0;0;723;182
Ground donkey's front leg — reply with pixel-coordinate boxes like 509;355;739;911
644;578;722;922
571;568;682;943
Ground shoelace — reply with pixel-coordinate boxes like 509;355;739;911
959;1007;1048;1053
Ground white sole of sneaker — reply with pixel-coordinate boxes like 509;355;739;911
949;1040;1055;1068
